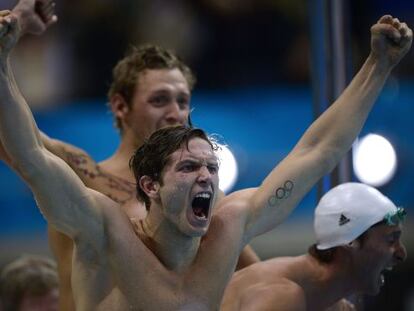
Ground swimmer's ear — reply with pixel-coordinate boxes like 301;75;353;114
109;93;130;123
139;175;160;199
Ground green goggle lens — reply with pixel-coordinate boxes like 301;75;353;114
384;207;407;226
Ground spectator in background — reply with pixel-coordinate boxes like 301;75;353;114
0;255;59;311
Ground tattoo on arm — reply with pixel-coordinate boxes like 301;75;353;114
268;180;294;206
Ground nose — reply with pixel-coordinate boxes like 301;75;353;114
197;165;212;184
394;242;407;263
165;102;184;125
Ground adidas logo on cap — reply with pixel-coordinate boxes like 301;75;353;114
339;214;350;226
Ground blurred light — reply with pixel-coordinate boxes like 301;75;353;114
353;134;397;187
215;144;238;193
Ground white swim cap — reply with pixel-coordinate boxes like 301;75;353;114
314;183;398;250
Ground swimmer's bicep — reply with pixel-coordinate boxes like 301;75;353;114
245;147;329;238
27;149;106;239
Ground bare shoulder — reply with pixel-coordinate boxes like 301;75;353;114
215;188;257;216
209;189;252;237
239;278;306;311
268;278;306;305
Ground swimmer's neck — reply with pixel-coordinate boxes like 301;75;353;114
301;254;357;310
137;214;201;272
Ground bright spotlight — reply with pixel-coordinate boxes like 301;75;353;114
215;144;238;193
353;134;397;187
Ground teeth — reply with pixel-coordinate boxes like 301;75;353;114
385;266;393;271
195;192;211;199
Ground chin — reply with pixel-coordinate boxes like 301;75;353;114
188;224;210;237
180;223;209;238
364;281;382;296
368;287;381;296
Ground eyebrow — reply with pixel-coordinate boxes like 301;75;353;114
387;230;402;239
178;156;218;166
392;230;402;237
150;89;190;97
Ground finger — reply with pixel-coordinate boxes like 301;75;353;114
45;6;57;22
0;22;9;38
392;18;401;29
43;8;54;22
400;26;413;47
46;5;56;18
0;10;11;17
3;15;12;25
40;0;55;15
372;23;401;44
42;0;54;6
399;22;408;36
51;14;58;23
378;14;393;25
0;14;18;36
36;1;56;23
46;14;58;26
7;14;19;29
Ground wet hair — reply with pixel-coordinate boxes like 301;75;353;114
130;125;216;210
107;44;196;133
0;255;58;311
308;245;338;263
308;220;387;263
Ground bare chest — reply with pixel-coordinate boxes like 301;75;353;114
87;204;246;310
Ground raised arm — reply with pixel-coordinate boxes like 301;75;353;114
0;0;56;166
0;2;111;190
0;13;108;241
236;15;412;240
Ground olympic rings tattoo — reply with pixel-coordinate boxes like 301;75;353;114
268;180;294;206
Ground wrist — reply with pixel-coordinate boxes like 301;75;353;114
10;10;26;36
366;53;393;75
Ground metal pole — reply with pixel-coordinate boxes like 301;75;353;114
308;0;352;199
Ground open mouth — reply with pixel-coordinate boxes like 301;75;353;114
379;273;385;287
379;266;393;286
191;192;212;220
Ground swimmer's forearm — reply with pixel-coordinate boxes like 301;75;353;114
0;12;104;241
0;58;45;174
294;54;390;160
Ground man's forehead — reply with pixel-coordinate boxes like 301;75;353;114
172;139;217;162
137;68;189;90
370;222;403;236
